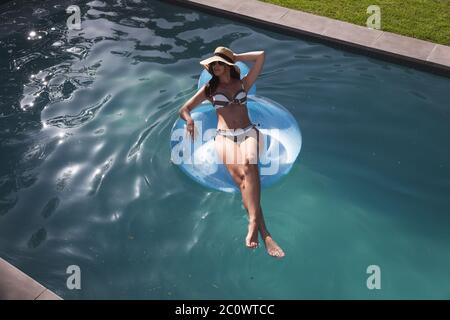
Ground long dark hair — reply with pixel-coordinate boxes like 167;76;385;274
205;64;240;98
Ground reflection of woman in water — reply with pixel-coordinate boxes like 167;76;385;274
178;47;284;258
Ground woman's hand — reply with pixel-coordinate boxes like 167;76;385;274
186;119;196;141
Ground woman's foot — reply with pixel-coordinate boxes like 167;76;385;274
245;220;259;248
262;235;285;258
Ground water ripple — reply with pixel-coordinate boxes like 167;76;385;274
45;94;111;128
127;121;159;160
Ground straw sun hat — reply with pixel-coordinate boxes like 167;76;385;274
199;46;240;75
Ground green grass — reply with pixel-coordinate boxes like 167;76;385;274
261;0;450;45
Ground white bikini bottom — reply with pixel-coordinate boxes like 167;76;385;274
214;123;261;151
215;123;259;138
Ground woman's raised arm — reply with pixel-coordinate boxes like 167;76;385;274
234;51;265;92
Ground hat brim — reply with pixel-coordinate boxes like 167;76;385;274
199;56;240;75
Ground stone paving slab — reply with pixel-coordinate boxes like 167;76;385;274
233;0;290;24
35;289;63;300
372;31;437;61
187;0;242;11
0;258;62;300
322;19;384;48
279;9;332;36
427;44;450;66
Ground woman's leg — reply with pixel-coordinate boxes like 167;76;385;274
238;129;285;258
215;134;258;248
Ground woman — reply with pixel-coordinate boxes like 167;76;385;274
178;46;284;258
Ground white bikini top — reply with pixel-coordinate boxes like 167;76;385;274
211;81;247;109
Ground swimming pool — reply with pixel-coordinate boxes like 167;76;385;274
0;0;449;299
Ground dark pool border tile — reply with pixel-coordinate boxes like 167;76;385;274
0;257;62;300
164;0;450;78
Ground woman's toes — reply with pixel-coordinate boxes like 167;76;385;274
246;240;258;248
267;248;284;258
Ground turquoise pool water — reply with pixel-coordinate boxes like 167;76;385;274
1;0;449;299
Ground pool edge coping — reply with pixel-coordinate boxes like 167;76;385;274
165;0;450;77
0;257;63;300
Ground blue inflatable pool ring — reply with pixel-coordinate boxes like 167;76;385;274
170;66;302;193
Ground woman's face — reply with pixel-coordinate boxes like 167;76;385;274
210;61;227;76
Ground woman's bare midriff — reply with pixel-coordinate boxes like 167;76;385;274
216;103;252;130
